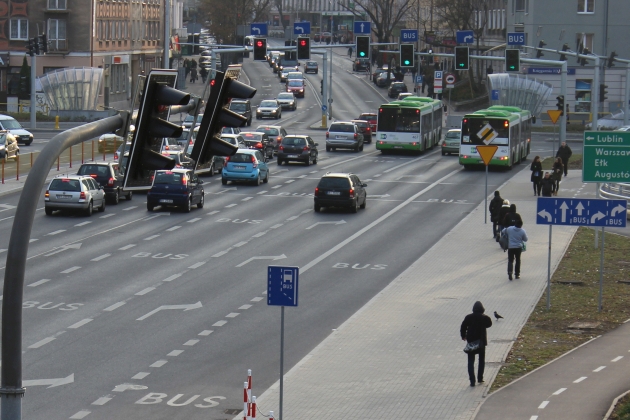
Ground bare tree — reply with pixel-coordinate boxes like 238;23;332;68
198;0;272;44
274;0;288;30
340;0;414;43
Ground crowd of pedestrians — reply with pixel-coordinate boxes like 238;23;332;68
528;141;573;197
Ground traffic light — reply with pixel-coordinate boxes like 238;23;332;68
579;48;589;66
400;44;414;68
297;37;310;60
607;51;617;68
536;40;546;58
599;84;608;102
123;70;190;190
356;36;370;59
26;38;36;56
253;38;267;60
556;95;565;115
505;49;520;72
33;37;41;55
454;47;469;70
559;43;570;61
190;70;256;170
39;34;48;54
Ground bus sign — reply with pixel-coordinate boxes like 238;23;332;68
477;123;498;145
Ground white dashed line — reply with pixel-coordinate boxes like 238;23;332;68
92;396;112;405
529;417;538;420
574;376;587;383
144;235;160;240
242;197;253;201
150;360;168;368
28;279;50;287
309;171;318;174
257;191;268;195
184;340;199;346
29;238;38;243
75;221;92;227
212;250;229;257
167;350;184;356
132;372;150;380
122;206;138;211
285;180;295;184
270;223;283;229
70;411;91;419
252;231;267;237
593;366;606;372
68;319;93;329
166;226;182;231
104;302;126;311
612;356;623;362
47;230;66;236
198;330;213;336
207;210;220;215
188;218;201;223
212;320;228;327
298;175;307;178
286;216;298;221
272;185;282;189
233;241;248;247
189;262;206;269
100;213;115;218
251;297;264;302
61;266;81;274
163;273;182;282
374;174;382;177
119;244;136;250
91;253;111;261
29;337;56;349
552;388;566;395
225;313;240;318
538;401;549;409
135;287;155;296
225;204;237;208
239;304;253;310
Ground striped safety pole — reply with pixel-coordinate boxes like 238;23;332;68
243;382;248;420
251;396;257;420
247;369;252;418
269;411;274;420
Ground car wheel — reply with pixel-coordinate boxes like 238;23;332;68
360;197;366;209
147;203;154;211
313;154;318;164
126;190;133;200
247;118;252;127
208;162;215;177
85;201;93;217
99;198;106;212
359;143;364;151
197;193;205;208
314;204;321;213
351;200;358;213
354;145;360;153
305;156;311;166
111;189;119;205
184;198;192;213
332;147;336;152
222;178;228;185
263;171;269;183
45;207;54;216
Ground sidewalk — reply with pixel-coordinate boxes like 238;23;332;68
239;169;596;420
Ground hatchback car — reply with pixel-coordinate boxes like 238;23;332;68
228;100;252;126
358;113;377;132
186;143;224;176
256;100;282;120
241;131;274;159
221;149;270;186
45;175;106;216
388;81;408;98
182;114;204;129
441;129;461;156
350;120;372;144
286;79;305;98
161;137;182;152
397;92;413;100
77;161;132;204
221;127;242;135
255;125;287;154
114;142;132;161
97;134;124;153
0;114;33;145
353;58;371;72
162;150;193;168
304;61;318;74
372;68;387;84
279;68;291;82
277;135;318;166
0;132;19;159
147;169;204;212
276;92;297;111
326;122;364;152
313;172;367;213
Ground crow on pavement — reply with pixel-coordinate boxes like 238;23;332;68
494;311;504;321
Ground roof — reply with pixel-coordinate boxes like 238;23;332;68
323;172;353;178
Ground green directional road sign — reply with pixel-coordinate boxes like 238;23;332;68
583;131;630;183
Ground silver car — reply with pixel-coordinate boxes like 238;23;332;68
45;175;106;216
276;92;297;110
326;122;364;152
256;100;282;120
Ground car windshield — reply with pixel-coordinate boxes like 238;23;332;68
221;137;238;145
257;128;279;136
307;62;317;66
353;121;368;128
360;114;376;122
329;124;353;132
318;177;350;189
283;137;306;146
243;133;263;140
230;153;253;163
260;101;278;107
288;80;303;87
1;119;23;129
230;102;247;111
446;131;460;139
50;179;81;192
277;93;293;100
154;171;185;184
77;165;110;176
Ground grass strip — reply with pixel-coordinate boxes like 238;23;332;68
610;393;630;420
541;154;583;170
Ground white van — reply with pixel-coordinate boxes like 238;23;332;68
0;115;33;145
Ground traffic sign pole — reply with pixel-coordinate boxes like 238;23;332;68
547;225;552;310
476;145;499;224
599;227;605;312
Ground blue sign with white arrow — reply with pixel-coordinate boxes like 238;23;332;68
400;29;418;42
250;23;268;36
507;32;526;45
267;266;299;307
536;198;627;227
354;21;371;34
456;30;474;44
294;21;311;35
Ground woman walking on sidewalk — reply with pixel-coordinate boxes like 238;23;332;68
460;301;492;387
552;157;564;195
530;156;543;196
503;221;528;280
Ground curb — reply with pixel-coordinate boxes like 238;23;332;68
603;390;630;420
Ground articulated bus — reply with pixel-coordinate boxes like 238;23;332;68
376;96;443;152
459;105;532;169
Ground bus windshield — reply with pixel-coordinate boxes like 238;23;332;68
377;107;420;133
461;118;510;145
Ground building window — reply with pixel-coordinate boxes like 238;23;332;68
578;0;594;13
48;0;67;10
514;0;528;12
576;33;594;51
10;19;28;40
48;19;67;50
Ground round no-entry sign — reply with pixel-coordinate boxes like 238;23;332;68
445;74;456;84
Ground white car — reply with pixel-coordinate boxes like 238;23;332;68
276;92;297;111
0;114;33;145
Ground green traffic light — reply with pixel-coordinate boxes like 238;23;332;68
404;60;410;65
359;52;365;57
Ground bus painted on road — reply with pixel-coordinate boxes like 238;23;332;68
376;96;443;152
459;105;532;169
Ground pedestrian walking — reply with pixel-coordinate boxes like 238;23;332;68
496;199;511;242
190;68;198;83
530;156;543;196
541;172;556;197
489;191;504;239
200;67;208;84
460;301;493;387
552;157;564;195
556;141;572;176
348;46;353;58
503;221;528;280
502;204;523;228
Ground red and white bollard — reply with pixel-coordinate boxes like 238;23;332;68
251;396;257;420
243;382;248;420
269;411;275;420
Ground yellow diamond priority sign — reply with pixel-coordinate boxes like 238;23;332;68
476;123;498;145
476;145;498;166
547;110;563;124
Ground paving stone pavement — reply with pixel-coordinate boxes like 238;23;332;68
241;168;594;420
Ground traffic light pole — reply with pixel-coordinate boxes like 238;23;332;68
626;63;630;126
30;54;36;129
322;51;328;127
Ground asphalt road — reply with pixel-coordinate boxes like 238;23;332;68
0;51;575;419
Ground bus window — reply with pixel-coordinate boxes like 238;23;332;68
377;108;398;132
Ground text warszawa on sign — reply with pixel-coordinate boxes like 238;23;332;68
582;131;630;183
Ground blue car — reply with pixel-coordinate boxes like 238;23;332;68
221;149;269;186
147;169;204;212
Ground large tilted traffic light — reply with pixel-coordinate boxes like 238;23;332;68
190;71;257;170
454;46;469;70
356;36;370;59
253;38;267;60
123;70;190;190
400;44;414;68
505;49;520;72
297;37;310;60
559;43;570;61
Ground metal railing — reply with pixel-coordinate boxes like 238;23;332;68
599;183;630;214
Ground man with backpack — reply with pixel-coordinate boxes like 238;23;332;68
489;191;504;239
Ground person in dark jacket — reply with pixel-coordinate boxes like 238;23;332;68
552;157;564;195
496;199;511;242
555;141;572;176
460;301;493;387
530;156;543;196
541;172;555;197
502;204;523;228
489;191;504;239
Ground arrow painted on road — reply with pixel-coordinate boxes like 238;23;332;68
24;374;74;388
575;202;585;216
136;302;202;321
236;254;286;267
560;201;569;223
538;209;552;222
305;220;346;230
44;243;82;257
367;194;391;199
591;211;606;224
611;204;626;217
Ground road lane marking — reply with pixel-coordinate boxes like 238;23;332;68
199;330;213;336
242;197;253;201
213;320;227;327
189;262;206;269
144;235;160;240
574;376;587;383
75;222;91;227
29;337;56;349
225;204;237;208
207;210;220;215
323;150;380;170
28;279;50;287
188;218;201;223
257;191;268;195
91;253;111;261
135;287;155;296
119;244;136;250
239;305;253;310
252;231;267;237
70;411;91;419
552;388;566;395
233;241;248;247
61;266;81;274
104;302;126;311
100;214;115;218
122;206;138;211
167;350;184;356
298;175;307;178
150;360;167;368
285;180;295;184
166;226;181;231
612;356;623;362
287;216;298;221
225;313;240;318
251;297;264;302
68;319;93;329
184;340;199;346
270;223;283;229
92;397;112;405
593;366;606;372
162;273;182;282
538;401;549;409
272;185;282;189
132;372;150;379
29;238;38;243
212;250;229;257
530;417;538;420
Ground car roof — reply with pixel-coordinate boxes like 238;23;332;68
360;112;377;116
220;134;240;139
234;149;258;155
351;119;368;123
447;128;461;133
257;125;283;129
284;135;308;138
53;174;90;180
230;99;249;103
322;172;352;178
0;115;15;120
330;121;355;125
156;168;190;174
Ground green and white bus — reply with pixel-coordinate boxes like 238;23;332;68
459;105;532;169
376;96;443;152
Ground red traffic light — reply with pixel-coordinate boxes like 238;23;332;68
256;41;263;47
210;79;216;86
300;40;307;46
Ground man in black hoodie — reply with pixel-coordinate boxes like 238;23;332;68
489;191;503;239
502;204;523;228
460;301;493;386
